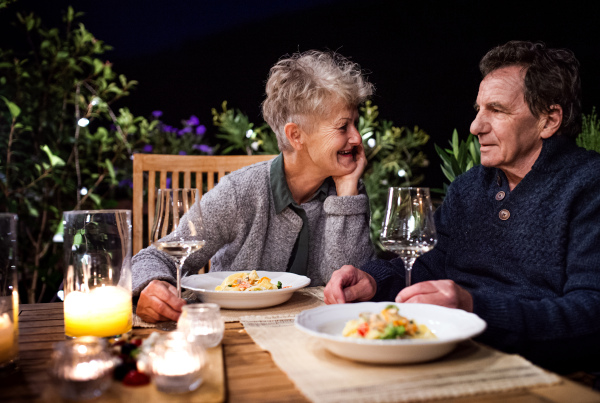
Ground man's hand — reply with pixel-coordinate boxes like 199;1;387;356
332;144;367;197
396;280;473;312
324;265;377;304
136;280;187;323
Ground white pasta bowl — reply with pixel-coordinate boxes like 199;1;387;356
182;271;311;309
295;302;486;364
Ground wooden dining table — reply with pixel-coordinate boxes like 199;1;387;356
2;302;600;403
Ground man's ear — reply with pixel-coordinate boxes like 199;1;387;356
540;105;563;139
284;122;304;151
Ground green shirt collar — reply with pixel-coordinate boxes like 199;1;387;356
270;153;330;213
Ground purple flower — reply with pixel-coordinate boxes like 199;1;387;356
152;110;163;118
177;127;192;136
166;177;172;188
162;124;174;133
199;144;213;155
195;125;206;136
119;178;133;189
143;144;153;153
185;115;200;126
178;150;187;155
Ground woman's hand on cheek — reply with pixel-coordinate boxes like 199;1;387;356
332;144;367;197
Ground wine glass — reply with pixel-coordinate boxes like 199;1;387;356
380;187;437;288
151;188;205;331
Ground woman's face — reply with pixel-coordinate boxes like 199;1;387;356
301;105;362;178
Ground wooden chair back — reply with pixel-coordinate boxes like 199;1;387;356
132;154;277;255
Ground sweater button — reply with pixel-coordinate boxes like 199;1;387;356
499;209;510;220
495;191;505;201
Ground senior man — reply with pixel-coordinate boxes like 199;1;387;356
324;40;600;374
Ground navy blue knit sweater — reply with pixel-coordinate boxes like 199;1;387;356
364;135;600;373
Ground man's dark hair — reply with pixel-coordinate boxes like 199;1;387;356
479;40;581;139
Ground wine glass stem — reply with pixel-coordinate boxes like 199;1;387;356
174;256;189;299
402;258;415;288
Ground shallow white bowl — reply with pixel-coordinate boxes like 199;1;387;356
182;271;311;309
295;302;486;364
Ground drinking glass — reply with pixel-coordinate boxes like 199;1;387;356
177;303;224;348
62;210;132;340
0;213;19;373
380;187;437;287
151;189;205;331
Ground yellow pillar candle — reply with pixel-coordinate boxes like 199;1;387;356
0;313;16;364
64;286;132;338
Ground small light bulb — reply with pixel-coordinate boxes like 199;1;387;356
91;97;100;106
77;118;90;127
367;138;376;148
80;187;88;195
397;169;406;177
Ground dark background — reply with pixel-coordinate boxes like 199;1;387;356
3;0;600;188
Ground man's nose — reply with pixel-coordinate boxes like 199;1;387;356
470;112;490;136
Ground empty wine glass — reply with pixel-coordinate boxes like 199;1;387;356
380;187;437;288
151;189;205;331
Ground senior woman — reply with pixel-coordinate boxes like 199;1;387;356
133;50;375;323
324;41;600;374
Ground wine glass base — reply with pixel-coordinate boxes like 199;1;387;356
155;321;178;331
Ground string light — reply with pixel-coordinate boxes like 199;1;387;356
77;118;90;127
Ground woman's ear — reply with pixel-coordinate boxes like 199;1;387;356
284;122;304;151
540;105;563;139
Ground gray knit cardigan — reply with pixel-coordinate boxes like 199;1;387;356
132;159;375;294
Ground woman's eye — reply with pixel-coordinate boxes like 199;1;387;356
339;125;347;131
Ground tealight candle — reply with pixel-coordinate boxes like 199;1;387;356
177;303;224;348
49;336;117;400
64;285;132;338
0;312;16;366
146;331;205;394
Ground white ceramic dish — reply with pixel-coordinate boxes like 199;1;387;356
182;271;311;309
295;302;486;364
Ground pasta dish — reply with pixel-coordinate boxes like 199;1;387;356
342;305;436;340
215;270;282;291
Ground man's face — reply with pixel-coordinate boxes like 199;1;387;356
470;66;546;177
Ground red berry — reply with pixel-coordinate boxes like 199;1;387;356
122;370;150;386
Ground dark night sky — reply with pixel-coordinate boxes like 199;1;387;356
2;0;600;188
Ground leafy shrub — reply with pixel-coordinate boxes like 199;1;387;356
434;129;480;195
577;108;600;153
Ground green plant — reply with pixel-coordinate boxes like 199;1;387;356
211;101;279;155
0;7;152;302
577;108;600;153
434;129;481;195
210;100;429;250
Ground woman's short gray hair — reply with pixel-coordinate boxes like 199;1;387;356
262;50;374;152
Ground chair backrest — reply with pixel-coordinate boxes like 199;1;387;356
132;154;277;255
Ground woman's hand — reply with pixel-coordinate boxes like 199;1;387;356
396;280;474;312
332;144;367;197
136;280;186;323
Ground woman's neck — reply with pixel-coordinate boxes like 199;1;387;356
282;152;327;205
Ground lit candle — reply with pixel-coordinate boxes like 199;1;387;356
0;313;16;364
64;286;132;338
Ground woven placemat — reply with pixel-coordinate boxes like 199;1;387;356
240;313;561;403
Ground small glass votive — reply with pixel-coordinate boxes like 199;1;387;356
145;331;206;394
177;303;225;348
48;336;117;400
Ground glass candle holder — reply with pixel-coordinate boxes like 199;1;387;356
48;336;117;400
177;303;224;348
0;213;19;373
62;210;132;340
146;331;206;394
